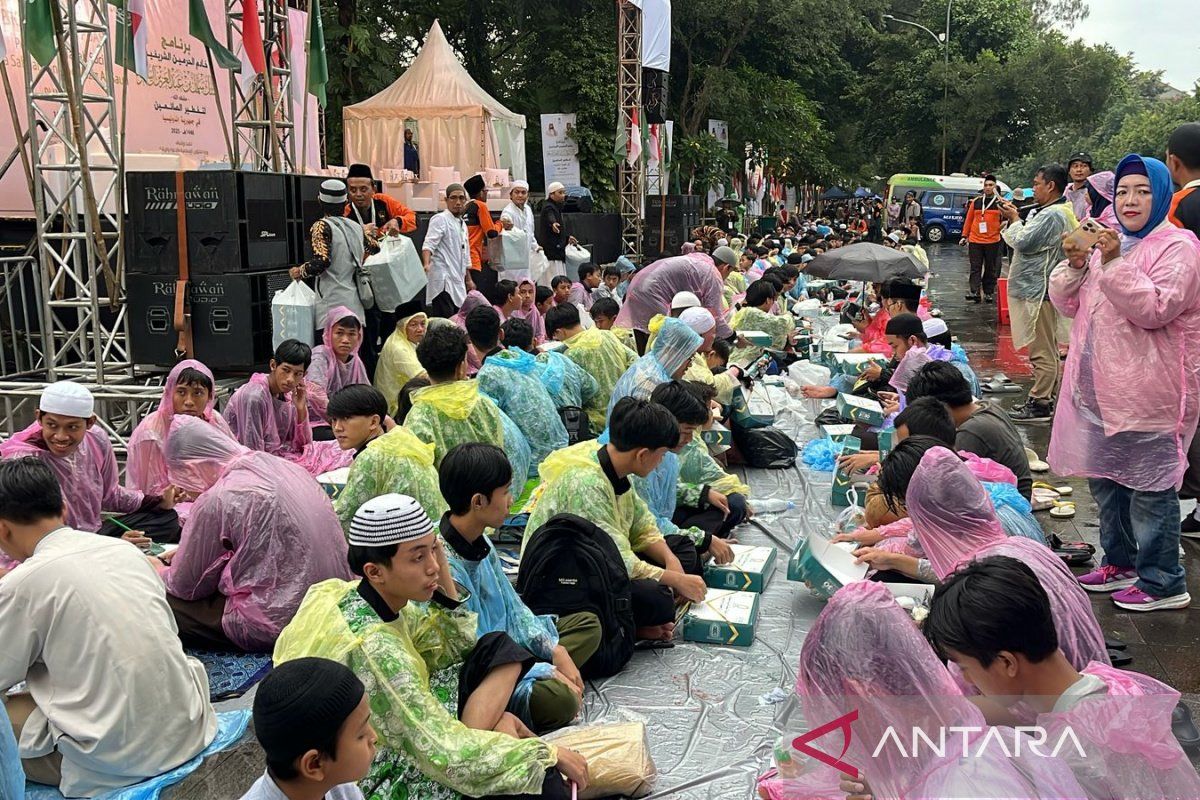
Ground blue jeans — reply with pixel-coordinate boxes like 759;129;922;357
1089;478;1185;597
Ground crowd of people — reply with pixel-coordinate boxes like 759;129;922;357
2;123;1200;800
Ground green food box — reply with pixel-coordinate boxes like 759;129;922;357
832;353;888;377
877;428;895;460
704;544;777;593
681;589;760;647
701;426;732;448
821;423;856;442
837;393;885;426
731;386;775;429
831;435;861;507
786;529;868;600
740;330;774;347
317;467;350;500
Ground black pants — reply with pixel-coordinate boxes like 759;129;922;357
97;508;181;543
361;306;395;381
630;578;676;627
478;769;573;800
673;492;749;541
968;241;1003;296
312;425;335;442
167;592;240;651
426;290;460;319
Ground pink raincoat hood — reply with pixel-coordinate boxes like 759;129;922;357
307;306;369;423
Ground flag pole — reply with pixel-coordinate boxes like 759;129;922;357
0;65;34;199
300;0;311;173
115;50;131;320
204;48;235;166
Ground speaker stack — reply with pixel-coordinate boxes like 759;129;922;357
643;194;701;259
126;169;297;370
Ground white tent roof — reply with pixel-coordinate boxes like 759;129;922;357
344;20;524;124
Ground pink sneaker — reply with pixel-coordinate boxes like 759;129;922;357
1112;586;1192;612
1077;565;1137;593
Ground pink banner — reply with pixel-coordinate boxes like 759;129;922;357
0;0;319;217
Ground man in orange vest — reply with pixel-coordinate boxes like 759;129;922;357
344;163;417;237
959;174;1004;303
464;174;500;298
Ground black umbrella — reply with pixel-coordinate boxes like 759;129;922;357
805;242;924;282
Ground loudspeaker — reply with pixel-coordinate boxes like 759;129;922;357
642;69;668;125
127;270;292;369
643;225;688;259
288;174;327;263
125;170;292;276
644;194;701;229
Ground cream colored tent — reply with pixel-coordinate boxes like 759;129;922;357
343;20;527;181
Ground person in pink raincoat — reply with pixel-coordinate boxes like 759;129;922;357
1049;154;1200;611
1082;170;1119;228
862;445;1108;676
306;306;369;438
126;360;233;525
0;381;179;541
157;415;351;652
614;253;734;348
449;290;493;376
509;278;545;344
925;555;1200;800
225;339;313;457
759;580;1086;800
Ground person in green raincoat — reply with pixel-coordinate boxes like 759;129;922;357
402;325;532;486
728;280;795;365
466;307;568;472
543;303;638;433
333;422;447;533
274;494;589;800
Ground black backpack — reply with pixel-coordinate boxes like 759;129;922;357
517;513;634;679
558;406;591;445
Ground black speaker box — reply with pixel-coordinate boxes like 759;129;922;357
643;226;689;259
563;213;622;264
127;269;291;369
125;170;292;276
288;174;327;263
644;194;701;229
642;69;668;125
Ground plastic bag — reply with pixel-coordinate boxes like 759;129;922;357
529;249;552;286
565;242;592;273
801;438;843;472
787;360;831;387
542;722;656;799
734;426;798;469
272;280;317;349
364;236;426;312
488;229;531;273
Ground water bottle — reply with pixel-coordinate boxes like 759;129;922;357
757;499;796;514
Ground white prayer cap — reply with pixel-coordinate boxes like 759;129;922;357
670;291;702;311
717;238;729;247
680;307;716;334
510;180;530;192
547;181;566;195
39;381;95;418
348;493;433;547
923;318;949;338
319;179;347;204
887;231;902;244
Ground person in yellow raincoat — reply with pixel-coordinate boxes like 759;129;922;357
728;281;795;365
401;325;531;486
274;494;589;800
333;423;447;533
374;312;428;416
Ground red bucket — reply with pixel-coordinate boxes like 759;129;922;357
997;277;1010;325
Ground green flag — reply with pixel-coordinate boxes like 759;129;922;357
189;0;240;70
613;106;628;162
306;0;328;107
24;0;57;68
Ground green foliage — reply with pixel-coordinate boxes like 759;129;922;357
674;134;739;193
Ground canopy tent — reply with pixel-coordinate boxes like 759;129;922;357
342;20;527;181
853;186;873;198
820;186;850;200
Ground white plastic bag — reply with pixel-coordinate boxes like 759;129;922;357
364;236;426;312
529;249;551;286
488;229;531;273
787;359;831;387
272;280;316;349
565;242;591;274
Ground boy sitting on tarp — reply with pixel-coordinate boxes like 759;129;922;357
274;494;590;800
438;443;600;733
631;381;738;571
524;398;708;642
0;381;180;542
728;280;796;366
402;323;532;487
225;339;314;459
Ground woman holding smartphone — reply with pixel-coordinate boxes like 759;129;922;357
1048;153;1200;612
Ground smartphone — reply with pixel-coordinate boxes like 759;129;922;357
1063;218;1107;250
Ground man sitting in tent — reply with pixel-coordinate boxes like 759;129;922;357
344;163;416;237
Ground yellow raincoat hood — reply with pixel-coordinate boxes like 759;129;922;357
412;380;481;421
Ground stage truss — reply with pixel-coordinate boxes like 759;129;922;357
616;0;644;259
227;0;297;171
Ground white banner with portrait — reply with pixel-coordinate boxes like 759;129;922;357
540;113;581;189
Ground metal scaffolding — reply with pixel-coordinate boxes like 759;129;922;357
227;0;297;171
616;0;643;258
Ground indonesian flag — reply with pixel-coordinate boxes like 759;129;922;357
647;123;661;170
128;0;148;78
626;106;642;167
242;0;267;74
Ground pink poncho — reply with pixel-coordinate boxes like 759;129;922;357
510;279;545;343
906;447;1108;673
1048;221;1200;491
1038;662;1200;799
126;360;234;501
161;416;351;652
763;580;1086;800
614;254;733;338
224;372;312;457
307;306;369;426
0;422;143;532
